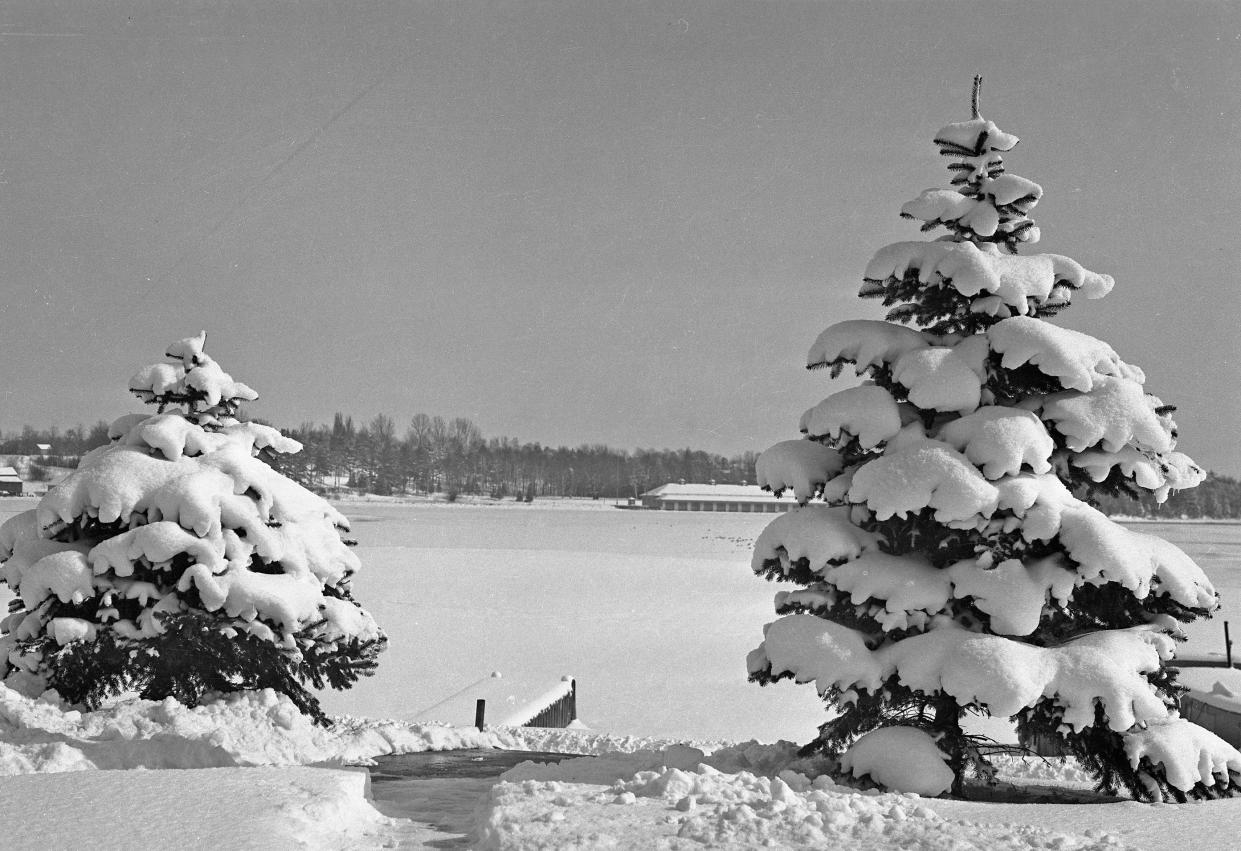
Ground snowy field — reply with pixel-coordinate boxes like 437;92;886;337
316;500;1241;738
6;496;1239;741
4;496;1241;848
317;499;828;743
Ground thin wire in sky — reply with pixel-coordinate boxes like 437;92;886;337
132;53;406;310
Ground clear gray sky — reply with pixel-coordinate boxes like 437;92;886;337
1;1;1238;474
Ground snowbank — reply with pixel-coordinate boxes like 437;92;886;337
0;766;399;850
0;681;741;775
0;680;1234;850
478;744;1128;850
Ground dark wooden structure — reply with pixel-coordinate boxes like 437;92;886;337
524;678;577;728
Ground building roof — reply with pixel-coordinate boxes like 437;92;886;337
640;482;787;503
0;466;20;481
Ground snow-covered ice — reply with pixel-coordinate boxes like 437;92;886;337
0;766;398;850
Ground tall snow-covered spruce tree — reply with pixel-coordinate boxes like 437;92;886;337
747;79;1241;801
0;332;385;724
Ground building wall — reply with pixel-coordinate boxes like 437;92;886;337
649;498;792;513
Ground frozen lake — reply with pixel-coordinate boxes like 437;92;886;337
320;499;823;743
1136;519;1241;657
2;497;1240;744
318;501;1241;743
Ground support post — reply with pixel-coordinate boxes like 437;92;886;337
475;698;486;730
1226;621;1233;668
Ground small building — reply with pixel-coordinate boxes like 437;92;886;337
0;466;23;496
639;482;796;513
34;444;51;458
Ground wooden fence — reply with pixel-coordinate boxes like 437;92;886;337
524;678;577;728
473;678;578;730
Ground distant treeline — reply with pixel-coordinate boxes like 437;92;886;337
0;422;112;468
0;416;758;499
1089;472;1241;521
267;414;760;500
3;417;1240;517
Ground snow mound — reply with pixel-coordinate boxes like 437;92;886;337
1043;376;1174;454
864;241;1112;316
936;406;1054;479
839;726;953;796
902;188;1004;237
0;766;400;850
826;552;952;632
800;385;903;448
477;748;1123;850
806;319;929;373
748;614;885;693
1124;717;1241;796
848;439;999;523
0;682;596;774
125;413;302;462
1056;503;1217;610
989;753;1096;788
751;506;880;577
1070;448;1204;503
501;740;810;786
130;332;257;408
755;440;844;503
946;555;1076;636
755;616;1178;733
988;316;1139;392
892;342;986;413
935;117;1019;154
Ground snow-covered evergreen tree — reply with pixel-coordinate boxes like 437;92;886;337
747;79;1241;801
0;332;385;724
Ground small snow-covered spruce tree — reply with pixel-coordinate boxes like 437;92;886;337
747;78;1241;801
0;332;386;725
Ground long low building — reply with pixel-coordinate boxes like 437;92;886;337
0;466;22;496
639;482;797;513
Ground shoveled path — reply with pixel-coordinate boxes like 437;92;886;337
366;750;581;848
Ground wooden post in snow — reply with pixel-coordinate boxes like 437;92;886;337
475;698;486;730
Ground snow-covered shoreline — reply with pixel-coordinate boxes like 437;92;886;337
2;680;1240;849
